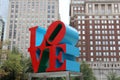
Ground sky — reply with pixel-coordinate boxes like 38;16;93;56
0;0;9;21
0;0;70;24
59;0;70;24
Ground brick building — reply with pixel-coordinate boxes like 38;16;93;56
70;0;120;80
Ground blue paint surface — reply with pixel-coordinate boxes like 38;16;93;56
61;25;79;45
66;60;80;72
35;24;80;72
36;26;46;46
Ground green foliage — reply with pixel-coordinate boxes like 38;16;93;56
21;58;33;73
0;47;96;80
48;77;65;80
32;77;65;80
0;49;23;80
0;47;34;80
80;61;96;80
106;72;120;80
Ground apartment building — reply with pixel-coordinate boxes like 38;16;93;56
6;0;59;56
70;0;120;80
0;16;4;43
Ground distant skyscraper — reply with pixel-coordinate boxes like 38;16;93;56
6;0;59;56
70;0;120;80
0;16;4;42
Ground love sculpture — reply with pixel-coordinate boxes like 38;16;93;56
28;21;80;73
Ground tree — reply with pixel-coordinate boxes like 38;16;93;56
23;58;33;73
0;48;23;80
20;58;33;80
80;61;96;80
106;72;120;80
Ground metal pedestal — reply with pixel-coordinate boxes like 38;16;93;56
28;71;83;80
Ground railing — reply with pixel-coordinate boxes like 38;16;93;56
87;61;120;69
71;0;120;3
28;71;83;80
87;0;120;1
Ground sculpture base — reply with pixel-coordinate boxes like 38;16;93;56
28;71;83;80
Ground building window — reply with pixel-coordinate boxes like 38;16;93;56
82;21;85;24
111;20;114;24
90;30;92;34
115;4;118;7
118;47;120;50
118;36;120;39
91;58;94;61
90;41;93;45
103;58;107;61
99;52;102;56
83;58;86;61
108;4;112;14
89;4;92;8
74;7;77;10
88;4;92;13
95;25;97;29
78;16;81;19
114;58;117;61
83;47;85;50
78;26;81;29
89;16;92;18
101;20;104;24
111;58;113;61
96;47;98;50
90;47;93;50
89;25;92;29
101;4;105;14
82;26;85;29
106;52;109;56
99;58;102;61
107;58;109;62
52;15;54;18
117;25;119;29
113;52;116;56
90;52;93;56
89;20;92;24
95;16;100;19
113;47;116;50
118;41;120;44
82;16;85;19
104;20;107;24
78;7;80;10
117;31;120;34
78;31;80;34
81;7;84;10
98;20;100;24
90;36;93;39
116;20;119;24
96;52;98;56
110;47;113;50
79;36;81;39
78;21;81;24
82;31;85;34
52;10;55;13
95;4;98;14
83;36;85;40
83;52;86;56
119;52;120;56
115;16;119;18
